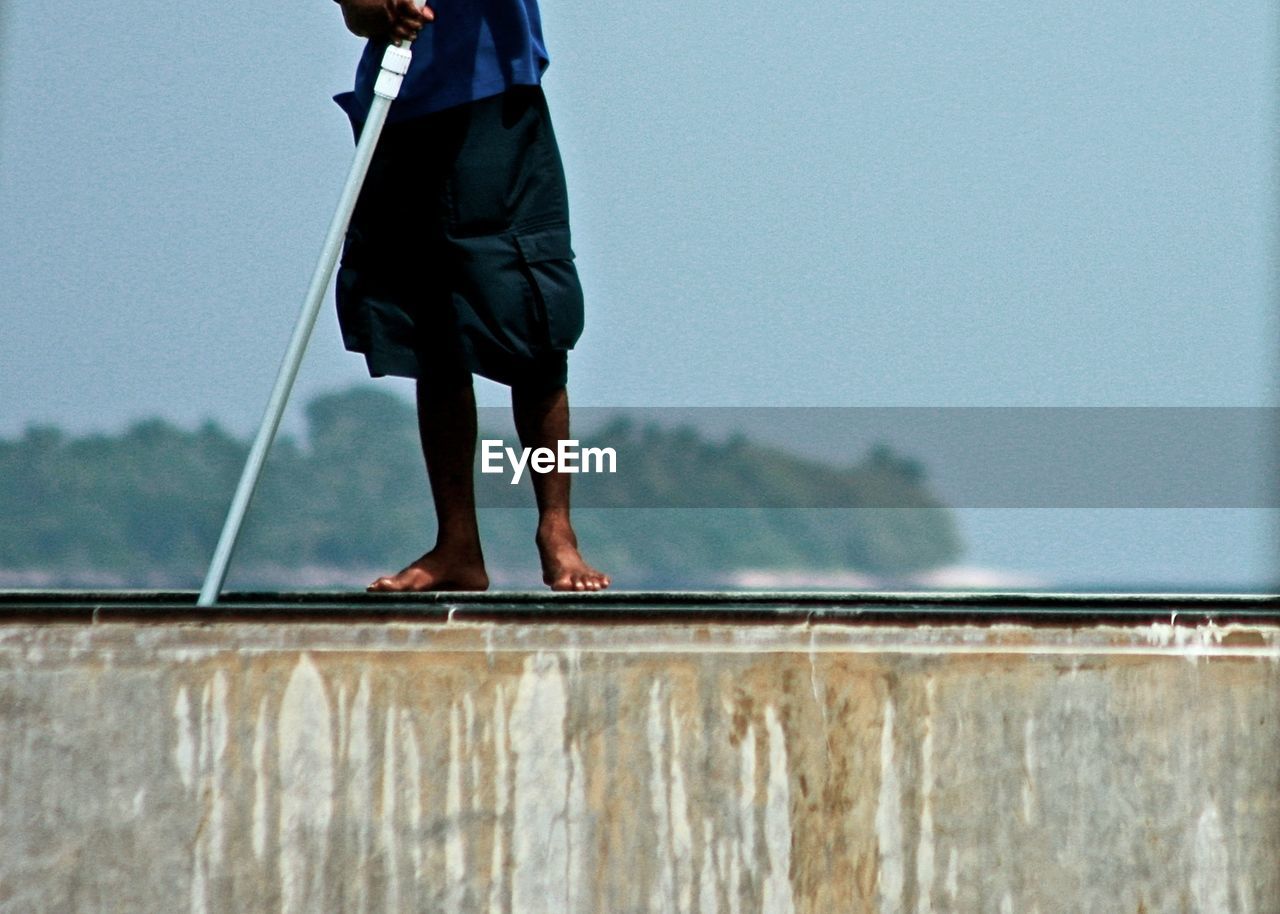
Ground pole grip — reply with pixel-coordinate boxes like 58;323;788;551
373;43;414;99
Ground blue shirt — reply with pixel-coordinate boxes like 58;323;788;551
336;0;550;125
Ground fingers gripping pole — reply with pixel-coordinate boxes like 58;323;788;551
197;37;417;607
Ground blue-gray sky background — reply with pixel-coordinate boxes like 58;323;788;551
1;0;1276;586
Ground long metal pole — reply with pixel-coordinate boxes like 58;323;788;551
198;40;416;607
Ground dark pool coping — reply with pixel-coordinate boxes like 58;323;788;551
0;590;1276;626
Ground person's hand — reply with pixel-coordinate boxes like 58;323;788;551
338;0;433;43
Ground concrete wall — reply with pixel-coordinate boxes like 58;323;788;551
0;618;1277;913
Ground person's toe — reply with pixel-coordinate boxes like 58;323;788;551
370;574;408;592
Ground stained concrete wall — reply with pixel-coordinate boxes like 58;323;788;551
0;618;1277;913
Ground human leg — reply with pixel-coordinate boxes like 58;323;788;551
510;382;610;592
367;376;490;592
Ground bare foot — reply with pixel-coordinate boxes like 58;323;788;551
367;546;490;592
537;522;610;592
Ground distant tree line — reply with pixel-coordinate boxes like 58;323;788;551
0;387;962;587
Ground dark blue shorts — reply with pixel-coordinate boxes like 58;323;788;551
334;85;582;392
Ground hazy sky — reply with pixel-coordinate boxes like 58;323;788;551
1;0;1276;585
